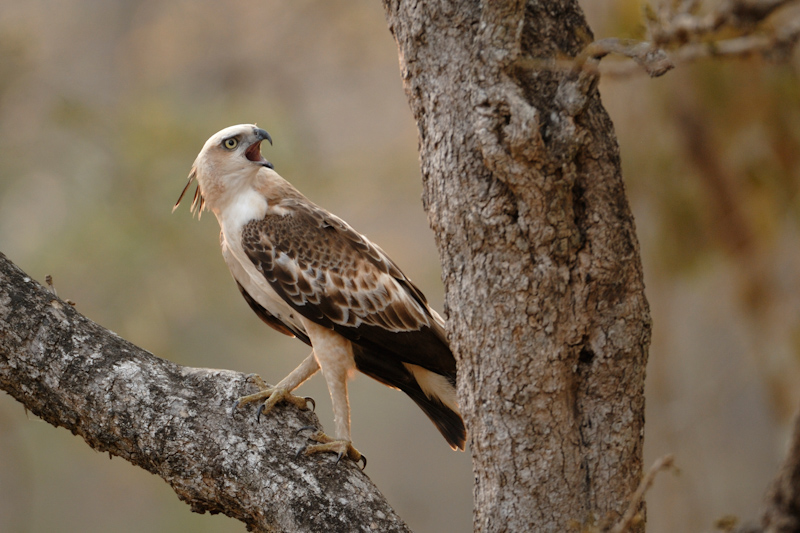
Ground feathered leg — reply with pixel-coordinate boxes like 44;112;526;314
297;319;364;466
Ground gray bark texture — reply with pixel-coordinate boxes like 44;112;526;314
0;252;410;533
381;1;651;531
740;409;800;533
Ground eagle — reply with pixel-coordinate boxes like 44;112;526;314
175;124;466;465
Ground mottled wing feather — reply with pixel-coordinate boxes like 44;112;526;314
242;199;454;376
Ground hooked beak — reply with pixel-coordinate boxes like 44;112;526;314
255;128;272;145
245;128;274;169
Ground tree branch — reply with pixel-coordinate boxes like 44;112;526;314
571;0;800;78
0;252;410;533
608;455;675;533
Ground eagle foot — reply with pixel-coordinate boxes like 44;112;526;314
233;382;314;421
295;428;366;469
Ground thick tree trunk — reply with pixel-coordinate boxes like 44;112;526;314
382;1;651;531
0;252;410;533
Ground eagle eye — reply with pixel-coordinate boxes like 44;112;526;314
223;137;238;150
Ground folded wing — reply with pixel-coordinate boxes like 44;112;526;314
240;197;465;450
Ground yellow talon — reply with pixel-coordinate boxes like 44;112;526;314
296;428;366;469
233;377;313;420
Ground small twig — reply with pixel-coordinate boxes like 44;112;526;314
45;274;56;295
43;274;76;305
677;0;704;16
609;454;676;533
576;38;674;78
651;0;794;44
728;0;797;25
675;16;800;61
650;9;727;46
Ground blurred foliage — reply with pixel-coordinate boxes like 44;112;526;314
1;1;800;532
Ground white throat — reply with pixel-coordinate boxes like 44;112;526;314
217;187;268;232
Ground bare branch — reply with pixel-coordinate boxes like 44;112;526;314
0;252;410;533
576;38;675;78
575;0;800;78
609;455;676;533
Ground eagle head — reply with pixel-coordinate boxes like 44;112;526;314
174;124;273;217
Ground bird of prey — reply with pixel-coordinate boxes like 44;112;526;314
175;124;466;465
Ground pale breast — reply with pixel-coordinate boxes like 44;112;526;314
220;217;306;336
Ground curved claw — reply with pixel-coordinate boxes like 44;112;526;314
231;399;241;414
303;397;315;412
332;450;367;469
295;445;308;459
296;425;318;436
257;403;267;423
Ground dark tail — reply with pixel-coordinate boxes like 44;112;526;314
352;345;466;451
402;384;466;451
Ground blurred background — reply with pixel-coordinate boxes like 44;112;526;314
0;1;798;531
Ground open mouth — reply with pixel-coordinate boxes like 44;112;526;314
245;140;274;169
245;141;267;163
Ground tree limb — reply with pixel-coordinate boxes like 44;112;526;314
571;0;800;78
0;252;410;533
735;406;800;532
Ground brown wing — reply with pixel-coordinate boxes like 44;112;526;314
241;198;455;377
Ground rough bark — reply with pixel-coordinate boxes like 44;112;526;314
0;252;410;533
737;408;800;532
382;1;651;531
